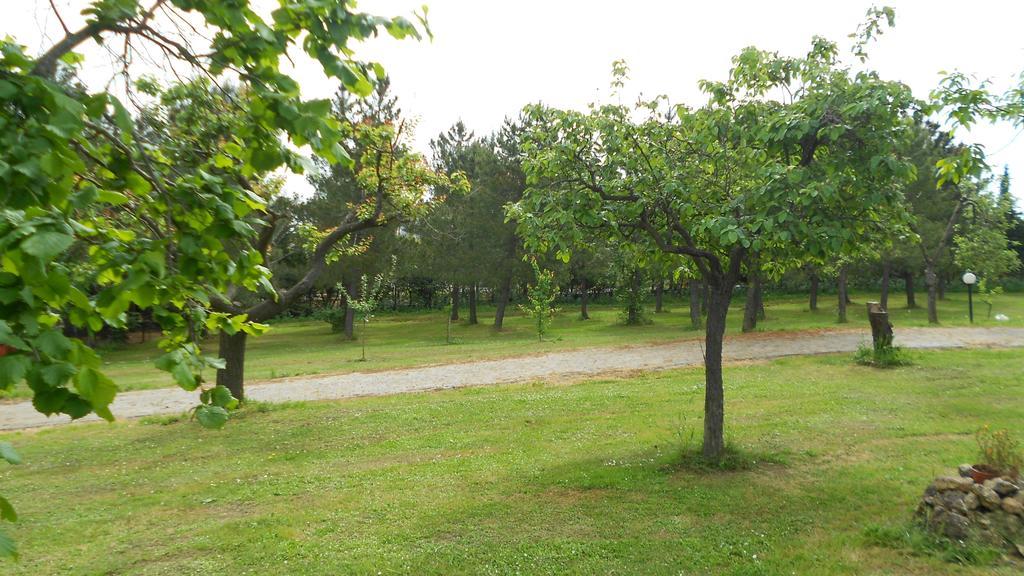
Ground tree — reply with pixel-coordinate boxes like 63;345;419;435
0;0;427;558
212;100;456;400
514;28;917;459
340;258;396;361
519;258;559;342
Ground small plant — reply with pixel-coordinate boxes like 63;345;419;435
862;523;1002;566
340;257;396;361
975;426;1023;478
519;258;560;342
854;343;911;368
314;306;348;334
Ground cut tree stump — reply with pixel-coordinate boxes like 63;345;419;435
867;301;893;352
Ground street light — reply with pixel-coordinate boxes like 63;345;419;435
962;271;977;323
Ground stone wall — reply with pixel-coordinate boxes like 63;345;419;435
917;467;1023;556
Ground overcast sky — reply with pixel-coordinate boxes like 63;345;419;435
10;1;1024;202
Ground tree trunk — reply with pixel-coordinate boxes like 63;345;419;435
755;278;765;321
579;279;590;320
701;282;709;314
468;283;478;325
809;273;819;311
493;276;512;330
654;280;664;313
837;266;849;323
450;285;461;321
880;260;891;311
344;275;359;340
904;271;916;309
627;269;641;324
937;274;946;300
216;331;248;402
867;301;894;352
702;285;731;460
742;279;758;333
688;280;702;329
925;264;939;324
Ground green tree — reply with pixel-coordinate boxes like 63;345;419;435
513;30;918;459
0;0;426;556
519;258;560;342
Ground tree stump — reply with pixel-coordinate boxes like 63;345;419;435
866;301;893;352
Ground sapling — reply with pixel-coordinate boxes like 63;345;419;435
340;257;396;361
519;258;560;342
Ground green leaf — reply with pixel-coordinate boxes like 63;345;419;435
20;231;73;260
34;330;72;359
0;356;30;389
0;496;16;522
73;367;118;421
209;385;239;410
171;363;197;391
0;443;21;465
195;405;229;429
0;527;16;560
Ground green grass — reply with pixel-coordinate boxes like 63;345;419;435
3;290;1021;400
2;348;1023;574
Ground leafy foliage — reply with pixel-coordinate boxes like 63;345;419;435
519;258;560;341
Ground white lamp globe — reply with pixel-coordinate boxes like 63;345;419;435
962;272;977;285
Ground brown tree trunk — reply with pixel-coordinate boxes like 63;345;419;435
468;283;478;325
702;285;732;460
216;331;248;402
809;273;819;311
756;278;765;321
937;274;946;300
701;282;709;314
493;276;512;330
579;279;590;320
904;271;916;309
688;280;702;329
880;260;891;311
837;266;849;323
867;302;894;352
344;274;359;340
450;285;461;321
925;264;939;324
742;277;758;333
654;279;664;313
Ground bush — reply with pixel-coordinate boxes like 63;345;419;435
854;343;911;368
976;426;1023;477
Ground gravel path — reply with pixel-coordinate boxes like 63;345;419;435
2;326;1022;431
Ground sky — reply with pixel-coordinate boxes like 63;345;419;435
9;0;1024;203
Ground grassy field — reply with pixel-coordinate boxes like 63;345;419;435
1;289;1014;400
1;348;1022;574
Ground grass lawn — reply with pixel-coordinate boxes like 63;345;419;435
2;348;1022;574
3;290;1019;401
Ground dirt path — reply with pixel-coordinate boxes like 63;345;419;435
2;326;1022;431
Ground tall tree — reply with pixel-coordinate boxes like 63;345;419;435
514;31;917;459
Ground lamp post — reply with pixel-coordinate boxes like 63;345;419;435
962;271;977;324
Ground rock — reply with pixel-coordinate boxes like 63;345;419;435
933;476;974;492
973;484;1002;510
964;492;980;510
993;478;1020;497
943;511;972;540
958;464;974;478
940;490;969;515
1003;496;1024;516
984;478;997;490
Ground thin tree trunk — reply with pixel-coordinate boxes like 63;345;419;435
580;279;590;320
937;274;946;300
809;274;819;311
837;266;849;323
904;271;916;309
688;280;702;329
450;285;461;321
344;275;359;340
701;282;709;315
880;260;891;310
654;279;664;313
925;264;939;324
755;278;765;321
627;269;641;324
742;279;758;333
216;331;248;402
493;275;512;330
468;283;478;325
702;285;731;460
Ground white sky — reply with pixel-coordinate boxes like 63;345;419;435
8;0;1024;203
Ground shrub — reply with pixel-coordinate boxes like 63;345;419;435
976;426;1023;477
854;343;911;368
